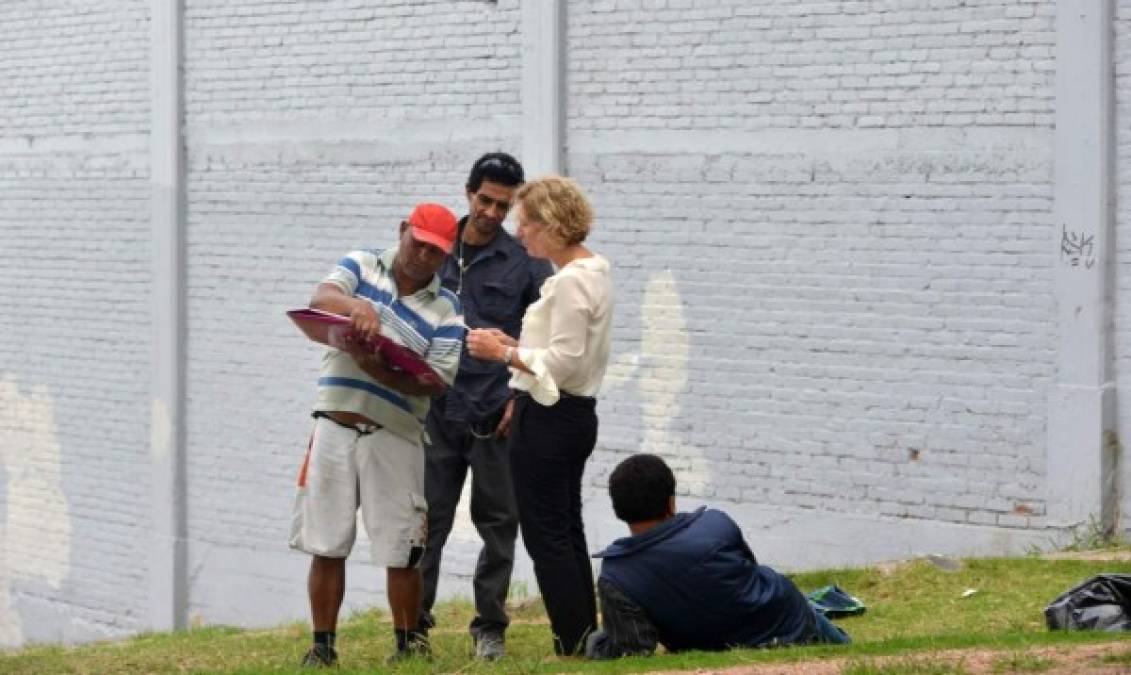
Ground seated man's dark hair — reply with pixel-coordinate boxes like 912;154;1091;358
466;151;524;192
608;453;676;523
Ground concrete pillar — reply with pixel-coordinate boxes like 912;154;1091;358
149;0;188;631
1047;0;1117;530
521;0;564;177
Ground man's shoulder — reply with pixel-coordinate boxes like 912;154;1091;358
472;234;551;292
494;232;550;268
339;248;387;272
326;249;388;290
690;508;743;538
699;507;738;525
433;286;461;315
491;229;523;253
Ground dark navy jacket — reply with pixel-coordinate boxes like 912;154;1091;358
593;507;815;652
434;217;552;424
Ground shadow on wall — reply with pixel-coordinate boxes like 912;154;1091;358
603;270;709;489
0;376;71;648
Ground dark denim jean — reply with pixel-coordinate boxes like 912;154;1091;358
812;611;851;644
509;394;599;655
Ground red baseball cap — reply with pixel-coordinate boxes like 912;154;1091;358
406;203;458;254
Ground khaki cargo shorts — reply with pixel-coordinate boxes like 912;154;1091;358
289;416;427;567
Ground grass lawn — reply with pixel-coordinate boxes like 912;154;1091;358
3;553;1131;673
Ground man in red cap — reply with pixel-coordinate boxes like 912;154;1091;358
289;202;466;667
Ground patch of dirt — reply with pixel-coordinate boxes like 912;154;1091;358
657;641;1131;674
1042;549;1131;562
872;561;910;577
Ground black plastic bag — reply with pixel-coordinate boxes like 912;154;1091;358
1044;573;1131;631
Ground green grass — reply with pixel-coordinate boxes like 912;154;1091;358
3;555;1131;673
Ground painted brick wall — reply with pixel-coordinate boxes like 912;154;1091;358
0;1;151;646
568;0;1057;530
0;2;150;136
1114;0;1131;538
183;0;521;125
568;0;1052;131
180;0;523;625
6;0;1125;648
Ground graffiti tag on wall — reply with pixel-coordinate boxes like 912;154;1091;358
1060;224;1095;269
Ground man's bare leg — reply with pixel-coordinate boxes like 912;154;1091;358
301;555;346;666
310;555;346;631
385;566;431;661
387;566;421;630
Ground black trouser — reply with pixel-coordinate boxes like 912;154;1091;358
509;394;599;655
418;405;518;638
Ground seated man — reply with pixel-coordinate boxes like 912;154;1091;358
586;454;850;659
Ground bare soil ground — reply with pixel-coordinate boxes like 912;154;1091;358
657;641;1131;674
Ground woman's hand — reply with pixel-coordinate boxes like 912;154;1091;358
467;328;509;363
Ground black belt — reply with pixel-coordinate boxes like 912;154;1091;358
313;411;382;436
559;391;595;402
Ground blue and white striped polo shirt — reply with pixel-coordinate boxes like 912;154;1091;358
314;248;464;443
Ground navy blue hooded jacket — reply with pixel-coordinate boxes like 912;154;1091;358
593;507;815;652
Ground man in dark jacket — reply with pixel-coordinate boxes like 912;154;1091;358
417;153;553;661
586;454;850;659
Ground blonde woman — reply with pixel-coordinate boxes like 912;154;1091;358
466;175;613;655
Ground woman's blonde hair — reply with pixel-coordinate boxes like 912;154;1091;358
515;175;594;249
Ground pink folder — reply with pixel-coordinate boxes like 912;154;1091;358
286;308;439;380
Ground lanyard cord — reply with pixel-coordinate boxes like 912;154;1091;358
456;218;470;295
457;235;467;295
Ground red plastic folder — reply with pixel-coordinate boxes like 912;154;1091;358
286;308;439;380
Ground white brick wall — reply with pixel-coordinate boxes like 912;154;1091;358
0;1;150;136
1114;0;1131;538
0;1;151;646
567;0;1053;131
4;0;1128;648
569;0;1056;530
184;0;522;125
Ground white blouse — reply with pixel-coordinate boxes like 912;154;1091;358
509;255;613;406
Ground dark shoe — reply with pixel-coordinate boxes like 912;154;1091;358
300;643;338;668
385;634;432;665
474;633;505;661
